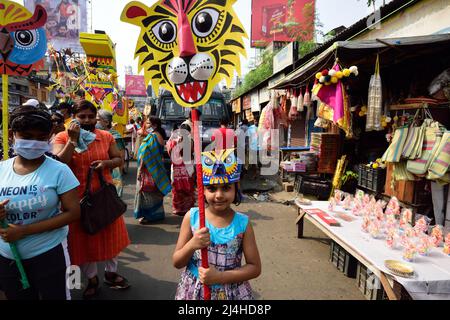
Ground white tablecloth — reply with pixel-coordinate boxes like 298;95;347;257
298;201;450;300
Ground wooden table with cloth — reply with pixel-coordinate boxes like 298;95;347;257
296;201;450;300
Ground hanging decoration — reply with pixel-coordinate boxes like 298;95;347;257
366;55;383;131
47;45;88;103
121;0;248;300
288;92;298;121
315;65;358;86
313;63;354;137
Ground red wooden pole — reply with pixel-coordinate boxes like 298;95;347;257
191;108;211;300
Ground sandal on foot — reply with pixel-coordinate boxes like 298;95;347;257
139;218;152;225
83;276;100;300
104;272;130;290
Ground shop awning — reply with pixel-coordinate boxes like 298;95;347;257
269;34;450;89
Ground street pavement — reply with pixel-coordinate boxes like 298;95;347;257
71;161;363;300
1;161;363;300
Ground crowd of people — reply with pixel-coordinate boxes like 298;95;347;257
0;99;261;301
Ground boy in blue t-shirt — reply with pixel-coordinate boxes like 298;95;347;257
0;105;81;300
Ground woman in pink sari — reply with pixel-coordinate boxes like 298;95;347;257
166;123;195;216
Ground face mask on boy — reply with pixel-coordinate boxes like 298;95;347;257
14;138;50;160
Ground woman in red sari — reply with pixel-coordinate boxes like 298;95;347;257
53;100;130;299
166;123;195;216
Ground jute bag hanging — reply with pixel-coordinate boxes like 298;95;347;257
409;117;427;160
427;131;450;181
366;55;383;131
381;125;409;163
290;88;298;109
406;119;443;175
401;109;422;160
393;162;416;181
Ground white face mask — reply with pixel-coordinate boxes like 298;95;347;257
14;138;50;160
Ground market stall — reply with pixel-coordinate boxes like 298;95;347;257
271;34;450;226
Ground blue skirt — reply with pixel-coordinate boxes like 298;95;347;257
134;190;165;221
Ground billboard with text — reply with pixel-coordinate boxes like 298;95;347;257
251;0;315;48
125;75;147;97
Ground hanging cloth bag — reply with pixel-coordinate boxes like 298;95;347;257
406;119;442;175
381;126;409;163
427;131;450;181
393;162;417;181
410;117;427;159
366;55;383;131
401;109;422;160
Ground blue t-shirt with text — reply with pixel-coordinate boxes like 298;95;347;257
0;156;80;260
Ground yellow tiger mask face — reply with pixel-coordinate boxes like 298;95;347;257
121;0;247;108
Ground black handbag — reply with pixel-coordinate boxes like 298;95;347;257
80;166;127;235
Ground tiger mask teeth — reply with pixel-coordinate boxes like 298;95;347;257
176;81;207;104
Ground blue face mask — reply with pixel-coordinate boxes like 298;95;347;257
96;123;105;130
14;138;50;160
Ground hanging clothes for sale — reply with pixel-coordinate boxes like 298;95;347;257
303;84;314;147
259;101;276;151
366;55;383;131
303;85;311;109
313;64;352;137
304;85;313;121
289;95;299;121
278;94;289;128
427;131;450;183
271;91;279;109
290;88;298;110
297;88;304;112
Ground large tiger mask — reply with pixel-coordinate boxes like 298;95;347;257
121;0;247;108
